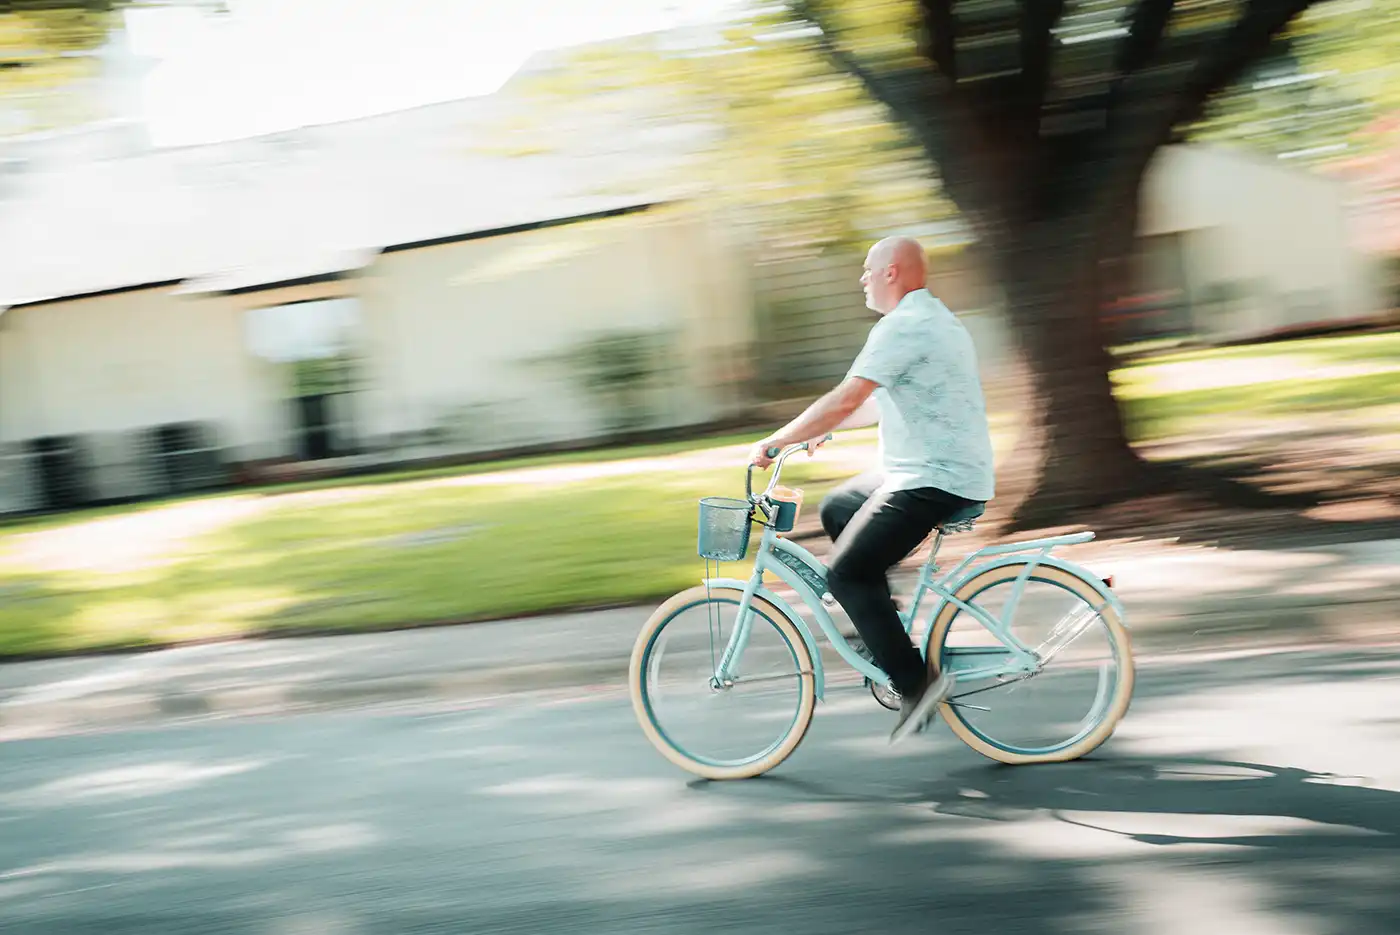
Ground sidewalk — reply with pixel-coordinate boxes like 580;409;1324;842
3;537;1399;738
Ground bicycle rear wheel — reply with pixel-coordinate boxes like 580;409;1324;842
629;585;817;780
927;562;1134;764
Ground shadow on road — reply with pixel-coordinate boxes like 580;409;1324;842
683;751;1400;929
689;752;1400;838
922;756;1400;838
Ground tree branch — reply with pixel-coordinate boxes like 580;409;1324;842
787;0;927;119
1094;0;1314;217
1116;0;1179;77
786;0;1013;237
1020;0;1068;116
1168;0;1316;131
918;0;956;80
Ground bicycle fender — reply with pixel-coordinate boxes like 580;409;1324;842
918;554;1128;658
702;576;826;701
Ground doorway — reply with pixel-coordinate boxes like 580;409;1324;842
245;298;364;461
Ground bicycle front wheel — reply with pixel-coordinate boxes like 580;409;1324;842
629;585;817;781
927;562;1135;765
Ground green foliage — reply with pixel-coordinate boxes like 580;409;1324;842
1188;0;1400;164
0;1;231;136
0;2;115;134
501;0;1400;265
565;331;666;392
291;353;361;397
553;330;677;434
497;7;956;258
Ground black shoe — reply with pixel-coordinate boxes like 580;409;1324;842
889;672;953;745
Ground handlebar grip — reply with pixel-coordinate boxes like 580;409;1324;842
749;433;836;497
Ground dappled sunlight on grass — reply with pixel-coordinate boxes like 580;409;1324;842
1125;354;1397;395
162;588;305;638
4;580;305;654
67;598;169;649
1114;332;1400;440
1140;332;1400;370
2;465;826;654
0;496;268;576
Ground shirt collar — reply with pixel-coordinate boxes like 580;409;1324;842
892;288;933;313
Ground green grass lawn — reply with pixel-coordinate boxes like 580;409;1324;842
1115;331;1400;440
0;331;1395;658
0;446;858;656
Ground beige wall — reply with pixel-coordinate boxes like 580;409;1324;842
0;204;759;513
1;203;753;461
356;206;751;451
646;206;757;416
1142;144;1386;339
0;287;276;454
0;286;290;509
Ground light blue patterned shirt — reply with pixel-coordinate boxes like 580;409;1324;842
845;289;996;501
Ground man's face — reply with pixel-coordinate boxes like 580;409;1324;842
861;247;894;314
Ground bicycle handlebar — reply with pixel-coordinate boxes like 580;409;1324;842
744;433;833;502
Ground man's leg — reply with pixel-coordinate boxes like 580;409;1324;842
817;471;884;543
824;485;976;741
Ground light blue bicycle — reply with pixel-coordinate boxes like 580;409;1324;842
629;437;1136;780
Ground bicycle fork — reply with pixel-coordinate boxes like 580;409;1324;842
709;569;765;689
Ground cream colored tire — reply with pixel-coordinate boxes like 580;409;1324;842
927;563;1135;765
629;585;817;781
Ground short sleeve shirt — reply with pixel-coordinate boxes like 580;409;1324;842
846;289;996;501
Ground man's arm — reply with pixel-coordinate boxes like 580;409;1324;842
836;393;879;429
750;377;877;466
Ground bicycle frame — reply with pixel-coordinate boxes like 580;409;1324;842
705;445;1116;703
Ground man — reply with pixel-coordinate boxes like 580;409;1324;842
748;235;996;744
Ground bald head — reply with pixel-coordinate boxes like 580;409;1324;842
869;237;927;278
861;236;928;314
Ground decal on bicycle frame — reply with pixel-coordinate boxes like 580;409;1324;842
768;547;829;597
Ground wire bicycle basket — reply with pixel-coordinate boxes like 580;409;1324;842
697;496;753;562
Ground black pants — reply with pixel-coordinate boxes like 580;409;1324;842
819;471;981;698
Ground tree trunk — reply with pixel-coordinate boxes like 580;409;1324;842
986;210;1156;530
785;0;1326;533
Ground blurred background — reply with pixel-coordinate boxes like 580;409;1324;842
2;4;1400;934
0;0;1394;651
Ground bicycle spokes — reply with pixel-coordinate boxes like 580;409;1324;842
645;596;809;766
938;575;1124;753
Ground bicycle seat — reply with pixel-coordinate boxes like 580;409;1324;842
937;502;985;534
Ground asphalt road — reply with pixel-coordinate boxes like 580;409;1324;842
3;646;1400;934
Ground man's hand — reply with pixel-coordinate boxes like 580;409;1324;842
748;437;780;469
749;434;828;469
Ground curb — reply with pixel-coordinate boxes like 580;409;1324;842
0;657;634;740
3;596;1398;739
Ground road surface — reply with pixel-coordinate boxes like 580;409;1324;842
3;646;1399;934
